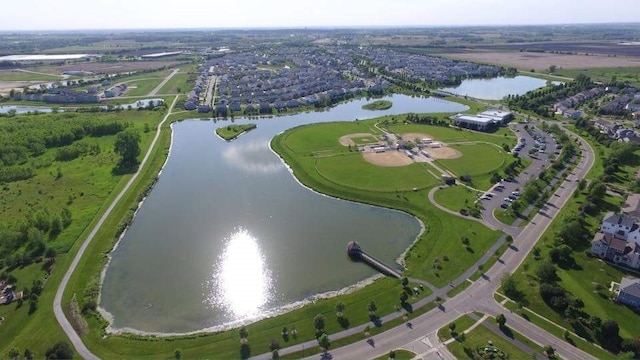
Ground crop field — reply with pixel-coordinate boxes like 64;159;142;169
471;41;640;57
555;66;640;86
439;51;640;70
0;69;61;81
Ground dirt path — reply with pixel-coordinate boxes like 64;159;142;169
149;68;180;96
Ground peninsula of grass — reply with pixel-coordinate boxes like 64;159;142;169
362;99;393;110
437;314;477;341
215;123;257;140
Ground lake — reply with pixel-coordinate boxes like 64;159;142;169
0;98;164;114
440;76;550;100
99;94;468;334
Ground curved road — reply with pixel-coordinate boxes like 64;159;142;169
53;95;179;360
254;126;595;360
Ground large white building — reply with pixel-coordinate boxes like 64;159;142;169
453;109;513;131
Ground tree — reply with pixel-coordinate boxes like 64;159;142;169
544;345;555;357
368;300;377;315
548;65;557;73
536;261;558;283
401;277;409;287
401;288;410;302
496;313;507;328
577;179;587;191
448;322;456;333
587;180;606;203
6;347;19;360
314;314;325;331
45;341;73;360
505;235;513;244
271;349;280;360
239;326;249;341
317;333;330;351
501;274;520;300
335;302;345;317
174;348;182;360
114;130;141;168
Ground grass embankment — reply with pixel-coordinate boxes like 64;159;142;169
272;118;503;287
215;123;257;141
373;349;415;360
362;100;393;110
0;110;166;356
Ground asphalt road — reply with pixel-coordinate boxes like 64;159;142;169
254;125;596;360
53;95;180;360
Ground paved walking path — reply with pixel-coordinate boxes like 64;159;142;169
53;95;180;360
149;68;180;96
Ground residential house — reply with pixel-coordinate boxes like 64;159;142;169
623;194;640;220
617;277;640;308
601;212;637;239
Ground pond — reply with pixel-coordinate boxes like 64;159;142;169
440;76;550;100
99;94;468;334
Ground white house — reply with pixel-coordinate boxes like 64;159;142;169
601;212;637;239
617;277;640;309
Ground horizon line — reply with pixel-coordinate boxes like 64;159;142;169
1;21;639;33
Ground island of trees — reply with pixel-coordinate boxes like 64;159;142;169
215;123;257;141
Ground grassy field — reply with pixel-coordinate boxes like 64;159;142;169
362;100;393;110
273;119;503;287
157;73;190;94
0;110;165;357
386;123;516;148
215;123;257;140
373;349;415;360
433;185;481;213
446;320;532;359
555;66;640;87
0;70;61;81
123;78;166;97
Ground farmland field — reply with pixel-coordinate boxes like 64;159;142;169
439;51;640;70
0;69;61;81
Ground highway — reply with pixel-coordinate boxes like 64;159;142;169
253;123;596;360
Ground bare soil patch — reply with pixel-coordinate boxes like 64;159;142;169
363;151;413;167
439;51;640;70
339;133;375;146
425;147;462;160
0;81;39;95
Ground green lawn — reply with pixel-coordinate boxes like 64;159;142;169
446;320;532;359
280;121;382;154
437;314;477;342
157;73;190;94
123;78;166;97
0;69;61;81
373;349;415;360
433;185;481;213
315;154;436;191
437;143;505;176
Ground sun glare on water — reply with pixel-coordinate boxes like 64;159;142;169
206;228;274;319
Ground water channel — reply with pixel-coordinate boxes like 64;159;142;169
99;94;470;334
440;75;550;100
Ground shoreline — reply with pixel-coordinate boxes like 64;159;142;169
96;118;423;337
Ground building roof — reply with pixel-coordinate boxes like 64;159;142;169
623;194;640;218
454;114;495;124
603;212;637;229
620;277;640;298
479;110;512;118
592;232;628;251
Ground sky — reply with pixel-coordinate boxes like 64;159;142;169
1;0;638;31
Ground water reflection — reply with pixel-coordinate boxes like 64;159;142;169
222;140;283;174
206;228;274;318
